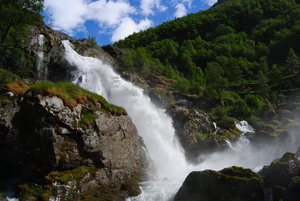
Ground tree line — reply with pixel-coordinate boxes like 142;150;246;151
114;0;300;125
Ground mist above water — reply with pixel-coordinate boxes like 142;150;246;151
62;40;299;200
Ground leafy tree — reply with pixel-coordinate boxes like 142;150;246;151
0;0;44;45
0;0;44;76
286;48;300;74
258;56;269;73
205;61;228;100
245;94;264;112
88;35;97;47
256;70;270;99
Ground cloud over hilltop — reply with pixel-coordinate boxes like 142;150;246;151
44;0;216;44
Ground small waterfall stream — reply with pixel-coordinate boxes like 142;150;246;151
36;34;47;80
224;120;254;151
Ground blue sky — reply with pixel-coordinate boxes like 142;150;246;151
43;0;217;46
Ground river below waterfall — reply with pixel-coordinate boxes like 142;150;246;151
61;40;295;200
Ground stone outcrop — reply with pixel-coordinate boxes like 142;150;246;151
175;151;300;201
259;152;300;201
27;24;112;82
0;79;148;200
169;105;237;163
174;166;264;201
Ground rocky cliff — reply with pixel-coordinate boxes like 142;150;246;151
0;76;148;200
175;152;300;201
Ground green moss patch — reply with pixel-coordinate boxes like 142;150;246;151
0;69;29;96
48;166;91;184
27;81;127;115
18;183;51;201
175;166;264;201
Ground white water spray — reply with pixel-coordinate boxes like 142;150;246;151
36;34;47;80
235;120;254;148
61;40;291;200
224;120;254;151
62;40;192;179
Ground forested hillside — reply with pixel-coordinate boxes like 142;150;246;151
0;0;44;77
114;0;300;125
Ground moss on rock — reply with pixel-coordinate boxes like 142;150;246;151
175;166;264;201
27;81;127;115
120;180;141;197
259;152;300;188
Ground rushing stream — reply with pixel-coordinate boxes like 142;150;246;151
61;40;294;200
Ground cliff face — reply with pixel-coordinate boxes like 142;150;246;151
27;24;111;82
0;79;148;200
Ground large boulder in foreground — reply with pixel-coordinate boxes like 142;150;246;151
0;80;148;200
174;166;264;201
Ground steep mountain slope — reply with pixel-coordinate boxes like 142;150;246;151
112;0;300;126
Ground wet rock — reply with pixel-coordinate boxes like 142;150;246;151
0;84;148;200
175;166;264;201
0;192;7;201
148;87;175;109
259;152;300;187
258;152;300;201
169;106;224;162
27;24;111;82
102;45;126;58
120;180;142;197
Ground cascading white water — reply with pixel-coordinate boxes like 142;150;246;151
61;40;294;200
62;40;200;200
36;34;47;80
224;120;254;151
62;40;191;179
235;120;254;147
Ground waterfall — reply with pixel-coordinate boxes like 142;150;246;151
61;40;281;200
223;121;254;152
235;120;254;147
62;40;192;178
36;34;47;80
213;122;220;134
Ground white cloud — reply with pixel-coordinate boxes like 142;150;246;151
203;0;217;6
140;0;167;16
171;0;194;18
44;0;142;41
111;18;152;42
86;0;136;27
174;3;187;18
182;0;193;8
43;0;214;44
44;0;87;35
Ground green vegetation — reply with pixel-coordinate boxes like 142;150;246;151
80;112;98;129
27;81;127;115
50;166;90;183
18;183;51;201
197;132;235;143
113;0;300;123
88;35;98;47
0;69;29;106
0;0;44;77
